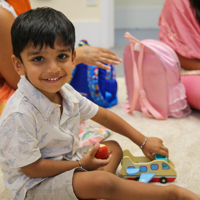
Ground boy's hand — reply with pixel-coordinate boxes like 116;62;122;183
142;137;169;160
80;143;111;171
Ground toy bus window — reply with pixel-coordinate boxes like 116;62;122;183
140;166;147;172
162;163;170;170
151;164;159;170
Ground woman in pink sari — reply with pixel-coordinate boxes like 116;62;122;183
158;0;200;110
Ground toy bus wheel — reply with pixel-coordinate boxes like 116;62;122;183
135;177;139;181
160;177;167;184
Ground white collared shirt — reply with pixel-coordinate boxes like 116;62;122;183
0;75;99;200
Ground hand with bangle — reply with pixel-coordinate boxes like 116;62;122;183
140;137;169;161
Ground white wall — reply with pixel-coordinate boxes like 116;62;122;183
30;0;114;48
115;0;165;7
114;0;165;29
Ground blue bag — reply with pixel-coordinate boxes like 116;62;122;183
70;40;118;108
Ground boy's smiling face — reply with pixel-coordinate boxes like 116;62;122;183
12;40;76;101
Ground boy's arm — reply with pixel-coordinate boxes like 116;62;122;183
91;107;168;160
21;159;80;178
21;145;110;178
92;107;146;147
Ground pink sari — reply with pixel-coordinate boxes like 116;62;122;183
158;0;200;110
158;0;200;59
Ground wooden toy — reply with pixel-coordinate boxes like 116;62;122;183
121;150;177;184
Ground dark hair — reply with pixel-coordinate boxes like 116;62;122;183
189;0;200;25
11;7;75;60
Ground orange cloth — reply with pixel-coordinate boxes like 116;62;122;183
0;1;30;115
6;0;31;15
0;82;15;115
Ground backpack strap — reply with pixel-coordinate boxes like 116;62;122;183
124;32;167;120
128;41;140;113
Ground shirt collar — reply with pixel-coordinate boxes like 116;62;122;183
17;76;78;119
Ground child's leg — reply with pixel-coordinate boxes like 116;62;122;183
73;170;200;200
99;140;123;173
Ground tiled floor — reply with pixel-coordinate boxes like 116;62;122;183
110;28;159;77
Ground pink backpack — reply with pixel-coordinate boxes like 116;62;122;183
122;32;191;120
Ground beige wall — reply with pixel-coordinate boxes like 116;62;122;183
29;0;114;48
115;0;165;7
114;0;165;29
29;0;100;21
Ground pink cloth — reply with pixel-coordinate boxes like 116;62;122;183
158;0;200;59
158;0;200;110
181;75;200;110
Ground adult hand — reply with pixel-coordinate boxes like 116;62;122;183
75;46;122;70
141;137;169;160
80;143;111;171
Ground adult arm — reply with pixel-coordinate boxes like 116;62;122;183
177;52;200;70
91;107;169;160
75;45;122;69
0;7;20;89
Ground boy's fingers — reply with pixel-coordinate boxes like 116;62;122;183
89;143;100;157
146;153;155;161
96;154;112;165
161;145;169;153
159;150;169;158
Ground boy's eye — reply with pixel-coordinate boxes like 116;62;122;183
58;54;68;59
33;56;44;62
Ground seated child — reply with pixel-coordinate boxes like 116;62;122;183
0;7;199;200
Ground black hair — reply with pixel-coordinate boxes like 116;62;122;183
189;0;200;25
11;7;75;60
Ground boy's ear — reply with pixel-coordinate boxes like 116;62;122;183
72;50;76;65
11;55;25;75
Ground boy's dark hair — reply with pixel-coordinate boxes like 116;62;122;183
11;7;75;60
189;0;200;25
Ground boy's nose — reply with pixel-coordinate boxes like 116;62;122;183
47;61;60;73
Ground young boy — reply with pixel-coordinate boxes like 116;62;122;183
0;7;199;200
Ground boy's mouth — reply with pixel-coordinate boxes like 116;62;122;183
45;76;62;82
47;77;59;81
